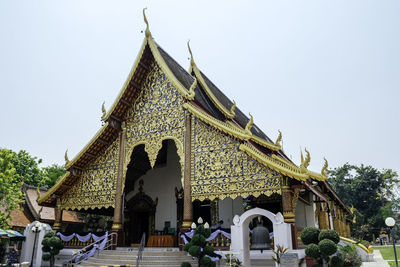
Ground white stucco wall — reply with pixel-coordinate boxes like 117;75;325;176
218;197;244;227
125;140;182;231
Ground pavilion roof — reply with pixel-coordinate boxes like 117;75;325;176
38;12;338;209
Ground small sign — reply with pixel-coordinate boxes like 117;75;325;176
280;253;299;267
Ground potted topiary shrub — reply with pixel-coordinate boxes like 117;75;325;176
41;231;64;267
181;218;221;267
300;227;340;267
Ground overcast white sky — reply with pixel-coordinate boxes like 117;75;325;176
0;1;399;175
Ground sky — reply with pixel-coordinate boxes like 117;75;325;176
0;0;399;175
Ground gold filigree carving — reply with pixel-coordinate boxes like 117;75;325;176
292;188;300;214
191;118;282;201
123;62;185;188
60;138;120;210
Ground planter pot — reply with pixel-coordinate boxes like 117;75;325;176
306;256;318;267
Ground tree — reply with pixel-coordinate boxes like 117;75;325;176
41;231;64;267
328;164;399;240
41;164;66;188
6;149;43;186
0;149;24;229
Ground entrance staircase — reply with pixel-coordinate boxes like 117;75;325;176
75;247;198;267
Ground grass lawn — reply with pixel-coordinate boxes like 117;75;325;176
373;246;400;267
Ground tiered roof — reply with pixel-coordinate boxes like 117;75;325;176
39;10;347;212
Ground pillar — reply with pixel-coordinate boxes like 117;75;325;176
53;198;63;231
111;124;127;247
318;203;330;230
281;184;295;223
181;113;193;232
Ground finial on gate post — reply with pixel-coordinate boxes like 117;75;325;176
143;8;151;38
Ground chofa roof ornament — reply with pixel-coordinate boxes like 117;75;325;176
245;113;253;138
300;148;310;173
64;149;69;166
321;157;328;178
275;130;282;147
143;8;151;38
101;101;107;122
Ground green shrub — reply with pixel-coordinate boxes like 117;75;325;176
330;255;344;267
337;245;362;267
183;242;191;252
188;245;200;257
41;231;63;267
301;227;320;245
305;243;320;259
181;262;192;267
319;229;340;244
203;245;214;256
200;256;213;267
318;239;337;256
192;234;206;247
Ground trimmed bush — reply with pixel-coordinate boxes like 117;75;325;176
192;234;206;247
203;245;214;256
183;243;191;252
319;229;340;244
181;262;192;267
305;243;320;259
188;245;200;257
318;239;337;256
330;255;344;267
200;256;215;267
301;227;320;245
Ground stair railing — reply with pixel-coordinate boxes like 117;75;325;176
136;232;146;267
65;232;117;266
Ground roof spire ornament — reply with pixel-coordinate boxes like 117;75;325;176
187;40;195;68
64;149;69;166
321;157;328;178
186;77;197;100
275;130;282;147
143;8;151;38
303;148;311;169
245;113;253;133
230;100;236;117
101;101;106;121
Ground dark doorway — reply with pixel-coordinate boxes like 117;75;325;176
193;200;211;225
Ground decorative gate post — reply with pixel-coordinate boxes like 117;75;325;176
111;123;127;247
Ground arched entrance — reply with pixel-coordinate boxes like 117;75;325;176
230;208;292;267
123;139;182;246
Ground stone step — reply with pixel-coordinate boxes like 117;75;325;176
76;248;200;267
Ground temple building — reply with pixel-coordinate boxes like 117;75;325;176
37;10;352;252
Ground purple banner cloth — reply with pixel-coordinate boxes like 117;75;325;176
76;233;92;242
57;232;75;242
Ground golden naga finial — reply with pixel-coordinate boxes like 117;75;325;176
275;130;282;147
321;157;328;177
187;40;195;68
245;113;253;134
101;101;107;121
303;148;311;169
36;186;41;201
143;8;151;38
229;100;236;117
64;149;69;165
186;77;197;100
300;148;304;165
350;205;355;214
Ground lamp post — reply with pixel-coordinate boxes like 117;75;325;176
385;217;398;267
30;222;43;267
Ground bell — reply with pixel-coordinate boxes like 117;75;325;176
250;216;271;252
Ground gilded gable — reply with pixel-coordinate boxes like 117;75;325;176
191;118;281;201
60;138;120;210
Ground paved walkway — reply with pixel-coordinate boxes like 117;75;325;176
362;250;390;267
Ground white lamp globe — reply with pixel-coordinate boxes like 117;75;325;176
191;222;197;229
197;217;203;224
385;217;396;227
204;222;210;229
